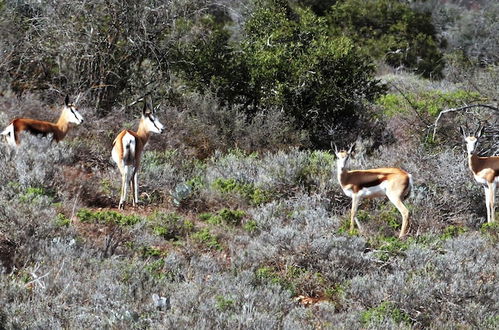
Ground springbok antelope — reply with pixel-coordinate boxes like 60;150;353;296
1;95;84;147
335;144;413;238
112;102;164;209
460;126;498;223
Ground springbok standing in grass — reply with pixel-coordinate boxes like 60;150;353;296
460;126;498;223
335;144;413;238
1;95;84;147
112;102;164;209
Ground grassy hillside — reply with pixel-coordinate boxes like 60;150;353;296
0;113;497;327
0;0;498;329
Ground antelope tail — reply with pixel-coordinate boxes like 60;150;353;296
403;173;413;200
122;133;136;166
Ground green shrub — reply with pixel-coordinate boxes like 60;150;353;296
369;236;411;262
144;259;166;279
76;209;141;227
377;90;481;117
440;225;467;240
255;267;285;286
139;246;165;258
361;301;411;326
19;187;52;203
215;295;235;312
243;220;259;233
149;212;194;241
199;209;246;226
55;213;71;227
378;205;402;230
218;209;246;226
480;222;499;242
192;228;221;250
212;178;272;205
199;213;222;225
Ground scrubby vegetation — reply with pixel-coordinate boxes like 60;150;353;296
0;0;498;328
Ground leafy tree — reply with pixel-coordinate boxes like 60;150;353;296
290;0;338;16
175;0;385;147
0;0;209;115
172;14;252;108
242;1;385;146
327;0;445;79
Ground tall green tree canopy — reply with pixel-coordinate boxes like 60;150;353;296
327;0;445;79
176;0;386;147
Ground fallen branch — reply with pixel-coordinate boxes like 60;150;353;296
432;104;499;139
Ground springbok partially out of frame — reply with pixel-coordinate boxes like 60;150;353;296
112;102;164;209
460;126;498;223
1;95;84;147
335;144;413;238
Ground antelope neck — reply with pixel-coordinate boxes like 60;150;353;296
468;152;485;173
136;120;151;145
54;112;70;138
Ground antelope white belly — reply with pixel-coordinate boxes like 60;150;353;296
357;184;386;198
342;182;387;199
474;175;490;186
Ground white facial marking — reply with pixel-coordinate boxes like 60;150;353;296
145;114;164;134
1;123;16;147
465;136;477;154
336;151;349;171
65;105;84;125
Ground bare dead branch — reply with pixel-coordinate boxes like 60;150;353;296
432;104;499;139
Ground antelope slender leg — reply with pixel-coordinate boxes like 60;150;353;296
119;166;133;210
133;172;139;206
489;183;496;223
130;180;135;207
389;197;410;238
119;173;128;210
350;194;359;232
484;187;491;223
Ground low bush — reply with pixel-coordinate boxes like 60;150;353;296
76;209;142;227
148;212;194;241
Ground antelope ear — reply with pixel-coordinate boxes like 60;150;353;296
459;126;467;139
347;143;356;154
65;95;70;106
142;100;150;116
331;142;339;154
476;126;485;138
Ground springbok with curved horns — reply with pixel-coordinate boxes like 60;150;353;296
460;126;498;223
112;102;164;209
335;144;413;238
1;95;84;147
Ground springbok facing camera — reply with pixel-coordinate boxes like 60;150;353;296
1;95;84;147
335;144;413;238
460;126;498;223
112;102;164;209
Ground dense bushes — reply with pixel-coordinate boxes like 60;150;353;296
1;137;497;327
327;0;445;78
175;0;386;147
